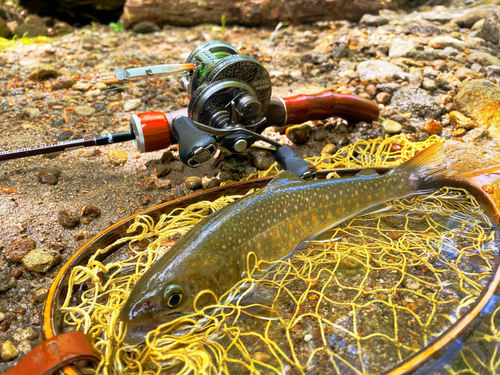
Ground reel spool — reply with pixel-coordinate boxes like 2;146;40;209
181;41;272;129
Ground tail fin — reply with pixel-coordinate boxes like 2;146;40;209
390;142;456;190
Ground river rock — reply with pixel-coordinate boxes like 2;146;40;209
286;124;312;144
107;149;128;166
467;52;500;67
4;238;36;263
420;7;455;24
390;87;441;119
51;21;74;36
132;21;161;33
28;64;60;82
81;204;101;218
1;340;17;361
382;119;402;134
74;105;96;117
72;82;93;91
201;177;220;190
124;99;141;111
13;15;47;37
12;326;38;341
38;168;61;185
454;79;500;130
0;270;17;292
388;40;415;58
185;176;202;190
249;150;275;170
449;111;477;130
22;248;62;273
58;209;80;228
455;67;484;80
356;60;406;83
451;6;500;28
428;36;465;51
359;14;388;26
479;12;500;45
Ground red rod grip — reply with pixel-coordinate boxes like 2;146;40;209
282;91;379;125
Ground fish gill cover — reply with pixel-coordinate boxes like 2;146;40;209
58;135;500;374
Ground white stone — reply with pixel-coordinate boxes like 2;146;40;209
389;39;416;58
124;98;141;111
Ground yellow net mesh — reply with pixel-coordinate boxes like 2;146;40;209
59;135;498;374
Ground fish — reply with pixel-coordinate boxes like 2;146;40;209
119;142;453;342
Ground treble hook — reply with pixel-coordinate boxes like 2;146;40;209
145;69;158;88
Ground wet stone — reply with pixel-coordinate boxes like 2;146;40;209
107;149;128;166
38;168;61;185
17;340;32;355
422;119;443;135
388;40;416;58
422;78;437;91
21;107;40;119
58;209;80;228
124;99;141;112
249;150;275;171
0;312;4;322
74;105;96;117
359;14;388;26
201;177;220;190
0;270;17;292
28;63;60;81
449;111;477;130
356;60;406;83
185;176;202;190
155;164;171;177
160;151;175;164
286;124;312;144
376;92;391;104
1;340;17;361
253;351;271;362
479;12;500;45
467;52;500;67
81;204;101;218
153;179;172;190
132;21;161;34
4;238;36;263
428;36;465;51
390;87;441;119
454;79;500;129
33;288;49;303
321;143;336;155
22;248;62;273
72;82;93;92
382;119;402;134
55;130;73;141
12;327;38;341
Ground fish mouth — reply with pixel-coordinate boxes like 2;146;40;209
122;312;190;345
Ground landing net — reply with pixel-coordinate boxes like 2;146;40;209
59;135;499;374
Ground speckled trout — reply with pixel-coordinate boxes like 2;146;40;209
120;143;452;338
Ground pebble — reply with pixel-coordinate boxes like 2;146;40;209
0;312;4;322
33;288;49;303
478;12;500;44
249;150;275;171
454;79;500;129
422;119;443;135
155;164;171;177
382;119;402;134
1;340;17;361
321;143;336;155
463;127;488;143
455;67;484;80
107;149;128;166
4;238;36;263
124;99;142;111
290;69;303;78
0;270;17;292
467;52;500;67
428;36;465;51
285;124;312;144
74;105;96;117
22;248;63;273
55;130;73;141
81;204;101;218
58;209;80;228
132;21;161;34
356;60;406;83
201;177;220;190
12;327;38;341
38;168;61;185
52;79;77;90
388;40;416;58
376;92;391;104
17;340;32;355
422;78;437;91
451;5;497;28
359;14;388;26
161;151;175;164
21;107;40;119
72;82;93;92
153;179;172;190
253;351;271;362
185;176;202;190
449;111;477;130
28;63;60;81
304;333;313;342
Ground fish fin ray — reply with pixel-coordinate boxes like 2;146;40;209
356;168;379;176
266;170;304;189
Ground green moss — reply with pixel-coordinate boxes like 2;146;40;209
0;35;51;51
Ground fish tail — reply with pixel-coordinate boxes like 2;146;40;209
391;142;455;191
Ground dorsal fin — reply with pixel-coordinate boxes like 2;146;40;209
266;170;303;189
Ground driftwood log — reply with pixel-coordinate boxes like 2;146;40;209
121;0;414;28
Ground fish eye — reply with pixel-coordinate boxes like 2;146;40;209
163;284;184;308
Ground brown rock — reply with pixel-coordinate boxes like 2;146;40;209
376;92;390;104
14;15;47;38
33;288;49;303
321;144;336;155
449;111;477;130
185;176;202;190
58;209;80;228
454;79;500;130
286;124;312;144
422;119;442;135
22;248;62;273
81;204;101;218
160;151;175;164
201;177;221;190
249;150;275;171
38;168;61;185
0;270;17;292
28;64;60;82
4;238;36;263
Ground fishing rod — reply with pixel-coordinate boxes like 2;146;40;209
0;41;380;179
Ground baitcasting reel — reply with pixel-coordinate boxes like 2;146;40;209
130;40;318;178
